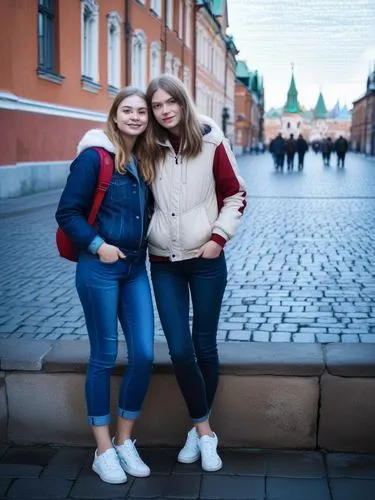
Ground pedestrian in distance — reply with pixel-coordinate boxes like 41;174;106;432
144;74;247;472
312;140;320;154
285;133;297;171
272;132;286;171
335;135;349;168
296;133;308;170
268;136;277;168
321;137;333;166
55;87;155;485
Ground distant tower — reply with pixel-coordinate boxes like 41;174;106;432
281;66;303;137
314;91;328;119
283;65;302;114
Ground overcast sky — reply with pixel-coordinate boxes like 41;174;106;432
227;0;375;111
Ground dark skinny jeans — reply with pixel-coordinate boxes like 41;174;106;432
151;254;227;422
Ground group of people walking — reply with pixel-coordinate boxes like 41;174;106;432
56;75;246;484
269;133;308;171
318;136;349;168
269;133;349;171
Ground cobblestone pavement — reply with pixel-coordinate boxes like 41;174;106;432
0;152;375;344
0;444;374;500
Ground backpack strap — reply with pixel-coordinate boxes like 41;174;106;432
87;147;114;225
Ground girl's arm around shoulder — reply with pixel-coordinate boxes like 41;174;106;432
211;139;247;246
55;148;105;253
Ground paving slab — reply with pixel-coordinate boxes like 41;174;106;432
329;478;375;500
69;475;133;499
200;475;265;500
263;450;325;478
6;478;72;498
0;478;11;496
160;474;201;499
266;477;331;500
326;453;375;478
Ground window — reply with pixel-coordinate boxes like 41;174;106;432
38;0;56;73
178;1;183;38
150;42;161;80
132;30;147;90
165;52;173;74
81;0;99;81
150;0;161;16
173;57;181;78
107;12;121;90
185;2;191;48
183;66;190;91
166;0;173;29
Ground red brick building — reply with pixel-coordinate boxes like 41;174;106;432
0;0;194;198
233;60;264;155
351;67;375;155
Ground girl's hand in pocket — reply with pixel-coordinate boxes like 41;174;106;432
97;243;126;263
196;241;222;259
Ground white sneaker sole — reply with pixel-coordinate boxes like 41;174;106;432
119;458;151;478
201;459;223;472
92;463;128;484
177;451;201;464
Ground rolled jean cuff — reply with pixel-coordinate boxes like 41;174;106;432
88;413;111;426
192;413;210;424
118;407;140;420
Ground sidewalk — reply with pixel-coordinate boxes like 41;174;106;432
1;152;375;344
1;444;375;500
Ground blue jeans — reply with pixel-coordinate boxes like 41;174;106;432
151;254;227;422
76;253;154;426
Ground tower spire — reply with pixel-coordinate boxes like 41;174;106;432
284;65;301;113
314;90;327;119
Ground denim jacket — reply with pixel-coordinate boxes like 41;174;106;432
55;133;151;258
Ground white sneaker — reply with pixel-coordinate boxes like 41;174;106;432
177;427;200;464
113;438;151;477
92;447;127;484
198;433;223;472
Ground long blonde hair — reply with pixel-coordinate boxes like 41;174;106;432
144;74;203;165
105;86;155;183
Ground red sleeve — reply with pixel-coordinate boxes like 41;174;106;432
210;143;247;247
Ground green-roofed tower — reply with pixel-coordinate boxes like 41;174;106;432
314;91;327;118
284;71;302;113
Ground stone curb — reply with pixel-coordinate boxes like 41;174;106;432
1;340;375;452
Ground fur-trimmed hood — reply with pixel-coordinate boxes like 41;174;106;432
199;115;225;144
77;129;115;155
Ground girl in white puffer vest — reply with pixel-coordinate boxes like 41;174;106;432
145;74;247;472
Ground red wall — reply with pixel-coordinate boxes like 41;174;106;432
0;109;104;165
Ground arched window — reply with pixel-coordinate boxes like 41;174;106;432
173;57;181;78
185;2;191;48
165;52;173;74
150;42;161;81
107;11;121;90
81;0;99;81
132;30;147;90
166;0;173;28
183;66;191;91
150;0;161;16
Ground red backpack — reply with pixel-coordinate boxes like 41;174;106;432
56;147;114;262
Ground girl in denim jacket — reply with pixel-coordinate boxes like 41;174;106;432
56;87;155;484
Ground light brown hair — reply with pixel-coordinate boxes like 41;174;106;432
145;74;203;164
105;86;155;183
